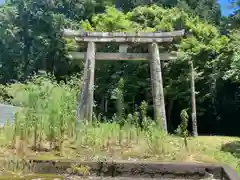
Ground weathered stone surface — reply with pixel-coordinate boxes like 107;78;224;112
67;52;177;61
222;165;240;180
63;30;185;43
0;103;18;125
27;160;239;180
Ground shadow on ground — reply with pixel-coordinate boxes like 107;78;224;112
221;141;240;158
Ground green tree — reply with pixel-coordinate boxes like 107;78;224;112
0;0;76;82
115;0;221;24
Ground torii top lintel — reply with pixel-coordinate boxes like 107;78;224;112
63;29;185;43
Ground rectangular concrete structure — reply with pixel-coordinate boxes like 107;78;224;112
26;160;239;180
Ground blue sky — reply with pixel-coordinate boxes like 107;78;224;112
219;0;235;16
0;0;236;16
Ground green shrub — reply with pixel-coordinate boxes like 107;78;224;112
0;74;167;158
3;73;79;154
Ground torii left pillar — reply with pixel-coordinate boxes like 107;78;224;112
76;42;96;122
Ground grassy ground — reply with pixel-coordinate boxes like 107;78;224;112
41;135;240;171
1;133;239;174
0;134;238;180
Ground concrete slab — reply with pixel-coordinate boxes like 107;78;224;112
0;103;18;125
27;160;239;180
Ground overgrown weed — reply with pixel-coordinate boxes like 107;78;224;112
0;74;239;174
0;74;169;158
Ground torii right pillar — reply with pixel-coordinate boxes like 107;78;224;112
149;42;167;133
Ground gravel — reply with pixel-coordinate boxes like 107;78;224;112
62;175;219;180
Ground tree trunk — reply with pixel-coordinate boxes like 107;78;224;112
100;97;105;112
167;98;175;132
148;43;167;133
190;60;198;137
105;98;108;113
115;0;121;10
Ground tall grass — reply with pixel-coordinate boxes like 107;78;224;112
0;74;169;158
1;74;78;154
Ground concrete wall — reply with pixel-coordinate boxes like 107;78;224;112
0;103;18;125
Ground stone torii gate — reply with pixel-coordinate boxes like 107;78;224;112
63;29;188;133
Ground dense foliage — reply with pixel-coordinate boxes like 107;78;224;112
0;0;239;136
